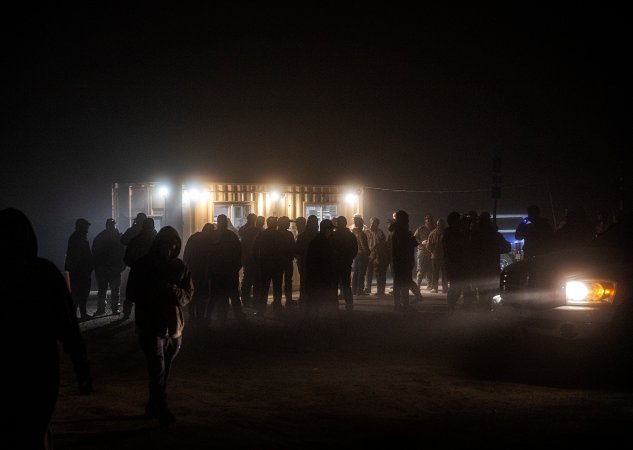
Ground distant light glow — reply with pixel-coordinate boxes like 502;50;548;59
345;192;358;204
159;186;170;197
270;191;280;201
188;188;200;201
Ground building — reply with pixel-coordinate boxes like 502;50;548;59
112;181;364;242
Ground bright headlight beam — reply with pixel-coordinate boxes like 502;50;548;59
566;281;589;302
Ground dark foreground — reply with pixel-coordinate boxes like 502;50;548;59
52;293;633;449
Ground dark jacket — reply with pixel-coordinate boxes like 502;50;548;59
253;228;284;272
442;224;469;279
124;228;157;267
126;228;193;338
92;228;126;277
208;228;242;277
389;222;417;274
183;227;214;276
331;228;358;269
64;230;93;278
3;208;92;449
305;232;338;302
239;224;259;266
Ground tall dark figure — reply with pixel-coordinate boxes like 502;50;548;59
126;226;193;427
389;210;418;312
91;218;126;316
3;208;93;450
64;218;94;321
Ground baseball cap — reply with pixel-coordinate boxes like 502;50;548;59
76;218;91;227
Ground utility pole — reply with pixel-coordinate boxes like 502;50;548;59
492;155;501;226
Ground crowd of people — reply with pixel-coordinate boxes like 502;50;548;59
61;204;625;323
5;202;626;446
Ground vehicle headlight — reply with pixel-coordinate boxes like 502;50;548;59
564;279;616;305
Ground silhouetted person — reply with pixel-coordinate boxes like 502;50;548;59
91;218;126;316
389;210;418;312
125;226;193;428
554;206;596;250
426;217;448;293
472;212;511;311
443;211;470;313
305;218;338;316
278;216;297;307
119;212;147;320
122;217;157;319
64;218;94;321
183;223;214;328
253;216;284;316
251;215;266;305
121;212;147;246
331;216;357;311
4;208;92;450
414;214;435;288
351;214;370;296
365;217;388;295
238;213;258;306
386;212;423;301
295;214;318;309
515;204;554;259
207;215;245;325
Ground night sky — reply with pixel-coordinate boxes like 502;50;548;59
3;4;631;267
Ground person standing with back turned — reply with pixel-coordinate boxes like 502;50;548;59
515;204;554;259
65;218;94;321
91;218;126;316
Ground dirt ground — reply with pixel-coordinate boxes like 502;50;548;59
52;292;633;449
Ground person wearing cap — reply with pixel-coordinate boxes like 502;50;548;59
305;218;338;315
91;218;126;316
64;218;94;321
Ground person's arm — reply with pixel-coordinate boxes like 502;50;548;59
515;218;530;241
168;261;194;307
49;261;93;395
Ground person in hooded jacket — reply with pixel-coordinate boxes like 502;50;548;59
3;208;93;450
125;226;193;427
64;218;94;321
